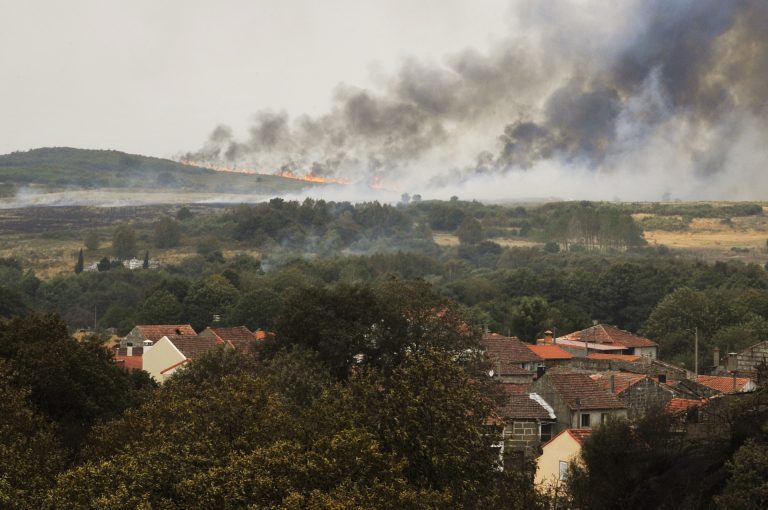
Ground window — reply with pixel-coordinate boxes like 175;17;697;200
601;413;609;425
559;460;569;480
580;413;591;427
540;422;553;443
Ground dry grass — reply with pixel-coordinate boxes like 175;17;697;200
433;233;541;248
643;214;768;263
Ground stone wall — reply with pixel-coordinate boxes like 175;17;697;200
504;420;541;452
619;378;673;420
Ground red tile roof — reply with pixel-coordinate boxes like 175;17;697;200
207;326;257;351
587;353;642;362
665;398;707;414
589;372;648;395
528;344;573;360
561;324;657;348
501;388;556;421
545;372;627;410
164;334;219;359
482;333;542;375
543;428;593;449
135;324;196;342
567;428;593;445
114;355;143;371
696;375;753;394
502;382;533;395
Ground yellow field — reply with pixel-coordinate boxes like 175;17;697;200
642;215;768;263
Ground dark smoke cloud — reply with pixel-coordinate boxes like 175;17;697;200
184;0;768;198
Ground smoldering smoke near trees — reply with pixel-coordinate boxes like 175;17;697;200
184;0;768;199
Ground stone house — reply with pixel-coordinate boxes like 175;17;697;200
499;384;557;458
590;372;674;420
532;371;627;433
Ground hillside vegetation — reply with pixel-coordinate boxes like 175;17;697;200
0;147;313;194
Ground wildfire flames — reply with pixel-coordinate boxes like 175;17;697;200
179;159;351;185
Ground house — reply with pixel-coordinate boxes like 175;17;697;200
532;371;627;432
114;351;143;371
482;333;542;382
590;372;674;420
198;326;261;354
555;324;658;359
527;344;573;367
142;334;219;383
535;428;592;488
695;374;756;394
121;324;197;349
500;385;557;458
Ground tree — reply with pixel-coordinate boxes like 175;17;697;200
84;231;100;251
182;275;239;331
96;256;111;272
716;439;768;509
176;206;193;221
136;290;182;324
112;226;136;260
153;217;181;248
74;248;84;274
456;217;484;245
0;361;66;509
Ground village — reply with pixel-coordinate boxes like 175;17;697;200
109;320;766;491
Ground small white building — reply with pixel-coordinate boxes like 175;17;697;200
142;334;219;383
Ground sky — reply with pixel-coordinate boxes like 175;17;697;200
1;0;766;201
0;0;509;157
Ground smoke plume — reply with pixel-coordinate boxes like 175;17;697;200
185;0;768;200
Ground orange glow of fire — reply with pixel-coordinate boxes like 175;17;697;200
180;159;350;185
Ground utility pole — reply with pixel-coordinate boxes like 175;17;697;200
694;327;699;376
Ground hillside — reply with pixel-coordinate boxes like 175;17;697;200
0;147;316;195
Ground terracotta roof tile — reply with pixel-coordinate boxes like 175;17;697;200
528;344;573;360
545;372;627;410
665;398;707;413
164;334;219;359
567;428;593;445
587;353;642;362
561;324;657;348
114;355;143;370
502;382;533;394
482;333;542;375
208;326;257;351
135;324;196;342
696;375;753;394
501;387;556;420
589;372;648;395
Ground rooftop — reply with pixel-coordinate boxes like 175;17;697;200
528;344;573;360
500;387;556;420
206;326;257;351
164;334;219;359
544;372;627;410
696;374;754;394
587;353;642;362
134;324;196;342
482;333;542;373
560;324;657;348
589;372;648;395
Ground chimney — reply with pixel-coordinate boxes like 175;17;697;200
126;346;133;356
714;347;720;368
543;330;553;343
658;374;667;384
726;353;738;372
